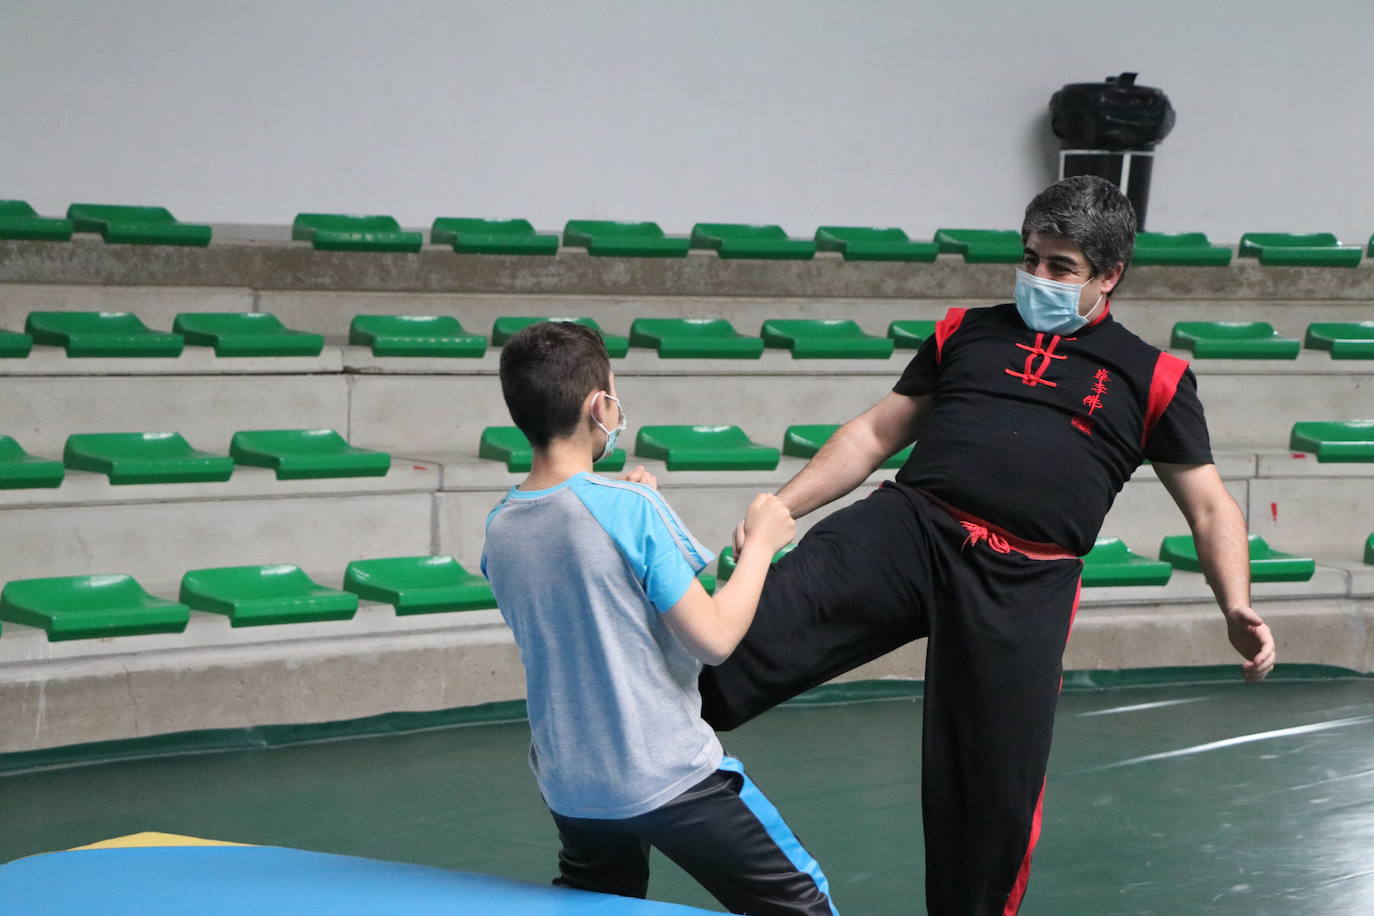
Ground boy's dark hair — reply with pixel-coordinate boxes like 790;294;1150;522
499;321;612;448
1022;175;1137;280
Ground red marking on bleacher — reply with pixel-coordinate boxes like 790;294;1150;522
1271;502;1278;523
413;465;428;471
1291;453;1307;459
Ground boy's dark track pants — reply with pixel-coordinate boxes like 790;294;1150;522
550;757;835;915
699;482;1083;915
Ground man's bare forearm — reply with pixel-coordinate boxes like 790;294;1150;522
776;420;892;519
1191;496;1252;614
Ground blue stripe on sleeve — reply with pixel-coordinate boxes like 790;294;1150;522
572;477;716;613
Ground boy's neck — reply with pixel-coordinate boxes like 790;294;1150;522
519;436;596;491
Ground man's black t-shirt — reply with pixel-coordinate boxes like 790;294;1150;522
893;303;1212;555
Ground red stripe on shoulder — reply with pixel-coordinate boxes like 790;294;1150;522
1141;351;1189;449
933;307;968;363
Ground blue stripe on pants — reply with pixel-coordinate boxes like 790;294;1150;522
717;756;838;915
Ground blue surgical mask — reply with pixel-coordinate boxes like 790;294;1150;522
594;393;626;461
1014;269;1103;336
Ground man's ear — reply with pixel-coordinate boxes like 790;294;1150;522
1099;260;1125;295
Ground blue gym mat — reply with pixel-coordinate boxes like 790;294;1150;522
0;840;713;915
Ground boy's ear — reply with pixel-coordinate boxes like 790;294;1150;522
582;389;606;424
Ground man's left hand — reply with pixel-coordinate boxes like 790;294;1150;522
1226;606;1275;682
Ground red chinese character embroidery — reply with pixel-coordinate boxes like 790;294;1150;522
1082;368;1109;414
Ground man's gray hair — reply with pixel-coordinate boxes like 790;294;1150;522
1021;176;1137;278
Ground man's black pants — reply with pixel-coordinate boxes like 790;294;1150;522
699;482;1082;915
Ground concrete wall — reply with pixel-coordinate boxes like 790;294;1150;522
3;0;1372;242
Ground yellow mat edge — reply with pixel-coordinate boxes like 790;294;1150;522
71;832;252;851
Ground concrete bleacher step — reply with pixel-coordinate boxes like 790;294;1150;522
6;235;1374;300
0;487;436;589
0;374;349;455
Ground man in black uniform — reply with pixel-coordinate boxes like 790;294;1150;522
699;176;1276;914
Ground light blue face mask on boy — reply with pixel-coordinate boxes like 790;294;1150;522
1014;269;1104;336
594;393;626;461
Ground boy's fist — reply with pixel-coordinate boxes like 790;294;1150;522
743;493;794;554
621;465;658;490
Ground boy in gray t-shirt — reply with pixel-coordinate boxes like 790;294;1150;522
482;321;836;915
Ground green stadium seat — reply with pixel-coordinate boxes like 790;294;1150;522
783;424;911;469
67;204;211;247
934;229;1024;263
430;218;558;255
689;223;816;260
814;226;938;262
0;436;65;489
490;317;629;357
348;315;486;358
229;429;390;480
179;564;358;627
1304;321;1374;359
292;214;423;253
24;311;184;358
0;200;73;241
1288;421;1374;462
634;426;779;471
1131;232;1232;266
343;556;496;614
0;574;189;640
1159;534;1315;583
1080;538;1173;587
1169;321;1300;359
63;432;234;485
628;318;764;359
478;426;627;473
715;544;795;581
562;220;690;257
1238;233;1362;267
887;319;937;349
0;329;33;358
173;313;324;358
1365;533;1374;565
760;320;894;359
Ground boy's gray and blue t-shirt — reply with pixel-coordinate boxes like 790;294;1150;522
482;472;720;820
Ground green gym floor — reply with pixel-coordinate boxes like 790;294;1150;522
3;669;1372;915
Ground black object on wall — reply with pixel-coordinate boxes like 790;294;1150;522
1050;72;1175;229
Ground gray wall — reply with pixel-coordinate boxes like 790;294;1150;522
3;0;1371;242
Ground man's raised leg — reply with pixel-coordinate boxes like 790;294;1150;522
700;484;934;731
